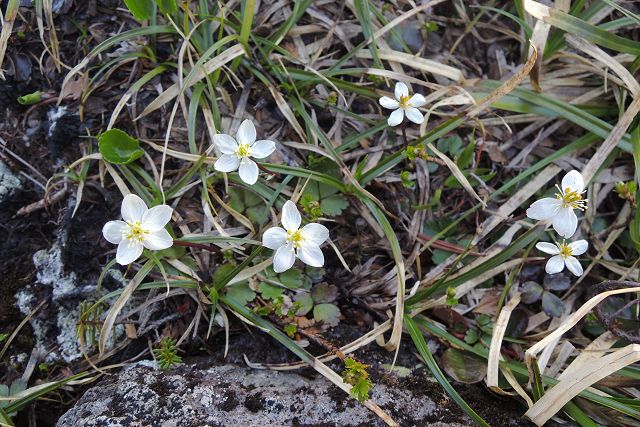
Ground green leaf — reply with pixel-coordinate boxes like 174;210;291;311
98;129;145;164
225;283;256;305
155;0;176;14
441;348;487;384
541;291;565;318
320;194;349;216
17;90;41;105
293;293;313;316
313;303;341;327
124;0;154;21
311;283;338;303
258;283;284;300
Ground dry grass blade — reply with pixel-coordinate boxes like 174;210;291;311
426;142;485;206
487;293;521;389
356;49;464;82
138;44;244;119
582;96;640;183
0;0;20;79
566;34;640;97
525;344;640;426
267;85;307;141
98;262;154;355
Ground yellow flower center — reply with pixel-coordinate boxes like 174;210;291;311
399;95;411;109
558;242;572;258
286;229;305;249
556;186;587;210
123;221;148;245
236;143;251;158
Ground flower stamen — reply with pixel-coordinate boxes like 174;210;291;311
286;229;305;249
122;221;149;245
555;185;588;210
236;143;251;158
558;241;573;259
399;95;411;109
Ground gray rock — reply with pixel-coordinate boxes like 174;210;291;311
0;160;21;203
57;362;472;427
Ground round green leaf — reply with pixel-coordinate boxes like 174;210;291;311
98;129;145;164
441;348;487;384
313;303;341;327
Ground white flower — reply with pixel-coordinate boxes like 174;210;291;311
213;119;276;185
536;240;588;277
262;201;329;273
378;82;426;126
102;194;173;265
526;170;588;238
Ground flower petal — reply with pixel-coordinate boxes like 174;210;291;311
116;241;144;265
250;140;276;159
526;198;561;220
565;256;583;276
387;108;404;127
536;242;560;255
379;96;400;109
214;154;240;172
103;220;125;244
545;255;565;274
121;194;148;223
262;227;287;250
301;223;329;245
142;205;172;231
297;242;324;268
143;229;173;250
552;208;578;239
394;82;409;100
236;119;256;145
408;93;426;108
213;134;238;155
561;170;584;193
281;200;301;231
569;239;588;256
273;243;296;273
405;107;424;124
238;158;259;185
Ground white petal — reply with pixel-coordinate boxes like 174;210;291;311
214;154;240;172
552;208;578;239
561;170;584;193
142;205;172;231
536;242;560;255
238;158;259;185
103;220;125;244
273;243;296;273
545;255;565;274
236;119;256;145
569;240;588;256
213;134;238;155
281;200;301;231
250;140;276;159
116;241;144;265
408;93;426;108
526;198;561;220
121;194;148;223
387;108;404;127
301;223;329;245
405;107;424;124
565;256;583;277
262;227;287;250
394;82;408;100
143;229;173;250
297;242;324;268
379;96;400;109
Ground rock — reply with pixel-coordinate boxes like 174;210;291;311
57;362;472;427
0;160;21;204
